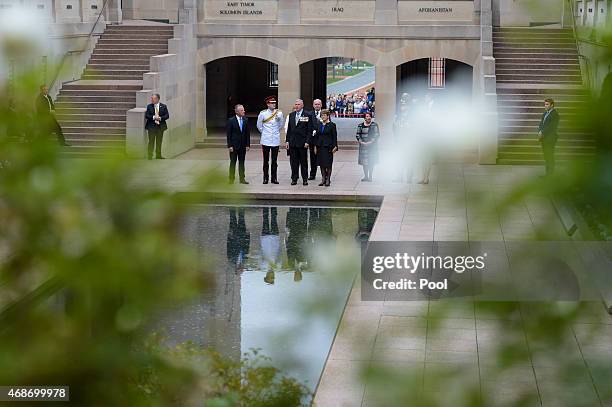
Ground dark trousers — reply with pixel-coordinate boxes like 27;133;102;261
289;146;308;182
41;117;67;145
309;144;318;178
147;128;164;158
542;139;556;175
262;145;279;181
229;148;247;181
262;207;279;235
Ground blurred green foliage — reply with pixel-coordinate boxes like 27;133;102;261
0;67;308;406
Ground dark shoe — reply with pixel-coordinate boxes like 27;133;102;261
229;179;235;184
291;180;298;185
303;181;308;186
239;180;249;185
308;176;316;180
61;142;71;147
271;180;279;184
156;156;165;159
361;177;368;182
318;181;325;186
325;179;331;187
263;179;269;184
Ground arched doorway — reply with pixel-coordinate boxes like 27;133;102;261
300;57;376;141
205;56;279;136
396;58;473;107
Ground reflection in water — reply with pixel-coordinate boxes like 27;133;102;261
161;205;377;394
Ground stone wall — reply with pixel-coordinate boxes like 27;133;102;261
127;15;199;158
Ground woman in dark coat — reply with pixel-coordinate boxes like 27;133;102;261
356;112;379;181
313;109;338;187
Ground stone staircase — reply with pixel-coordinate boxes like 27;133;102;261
54;24;174;157
493;27;594;165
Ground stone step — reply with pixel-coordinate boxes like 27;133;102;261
61;131;125;140
493;48;578;54
496;63;580;70
493;27;573;33
499;125;587;133
93;49;167;55
498;106;583;113
90;56;152;62
500;130;593;138
58;109;130;117
497;79;583;84
493;39;576;46
498;144;595;153
496;73;582;80
63;138;125;147
59;89;137;96
87;63;150;70
62;126;126;135
101;33;173;39
492;33;575;39
98;37;173;44
499;137;595;146
81;74;144;80
56;113;126;121
57;95;137;103
499;111;580;119
57;120;125;128
105;25;173;31
55;102;135;110
94;43;169;50
495;57;580;64
497;151;594;161
497;68;581;76
493;42;577;49
84;69;148;76
497;101;585;109
62;83;142;91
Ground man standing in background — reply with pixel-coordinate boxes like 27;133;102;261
226;104;250;184
257;96;284;184
309;98;323;180
145;93;169;160
36;84;70;146
538;98;560;176
286;99;314;186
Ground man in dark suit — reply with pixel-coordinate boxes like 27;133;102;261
538;98;560;175
35;84;70;146
308;98;323;180
285;99;314;185
145;93;169;160
227;104;250;184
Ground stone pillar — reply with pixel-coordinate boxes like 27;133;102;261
126;108;147;158
277;60;300;122
196;63;206;141
373;64;396;139
278;0;300;24
375;0;398;24
105;0;122;23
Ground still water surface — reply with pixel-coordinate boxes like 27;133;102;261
160;204;377;394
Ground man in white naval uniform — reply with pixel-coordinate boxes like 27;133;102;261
257;96;284;184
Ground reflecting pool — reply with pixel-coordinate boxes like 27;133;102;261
159;204;377;395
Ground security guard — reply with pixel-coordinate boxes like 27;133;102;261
257;96;284;184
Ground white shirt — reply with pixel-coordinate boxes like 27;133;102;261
257;108;284;147
260;235;281;271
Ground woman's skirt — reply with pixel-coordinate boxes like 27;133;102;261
318;146;334;167
358;144;378;166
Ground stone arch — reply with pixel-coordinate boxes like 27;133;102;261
197;38;294;66
292;38;382;66
389;40;480;68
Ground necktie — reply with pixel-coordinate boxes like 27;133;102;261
296;111;300;125
155;105;159;116
239;117;242;132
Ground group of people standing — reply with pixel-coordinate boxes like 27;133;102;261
326;87;375;117
227;96;338;187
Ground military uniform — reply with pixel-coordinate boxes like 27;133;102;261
257;96;284;184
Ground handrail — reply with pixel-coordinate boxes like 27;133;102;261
48;0;110;91
567;0;592;89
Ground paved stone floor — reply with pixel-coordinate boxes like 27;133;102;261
132;148;612;407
